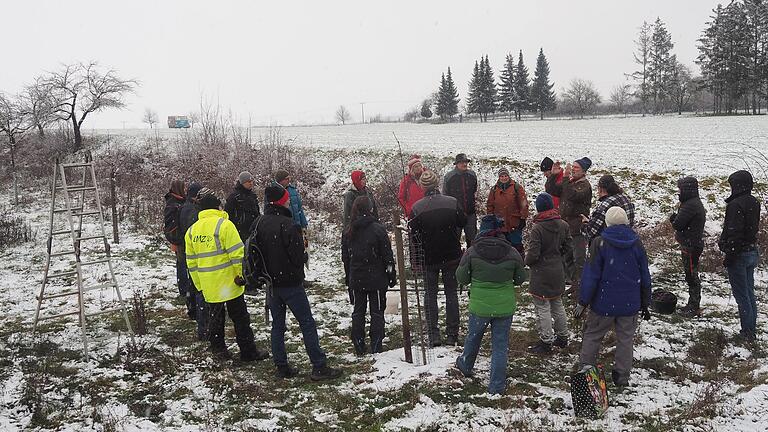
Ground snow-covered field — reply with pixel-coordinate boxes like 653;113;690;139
2;115;767;431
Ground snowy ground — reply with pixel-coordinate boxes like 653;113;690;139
2;116;767;431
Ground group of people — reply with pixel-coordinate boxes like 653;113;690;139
164;151;762;395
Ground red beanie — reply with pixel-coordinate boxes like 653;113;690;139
351;170;366;190
275;189;290;207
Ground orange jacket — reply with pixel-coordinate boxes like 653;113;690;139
486;181;529;232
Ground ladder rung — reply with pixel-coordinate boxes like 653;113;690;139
52;229;80;236
72;211;101;217
85;308;122;318
54;207;83;213
62;163;93;168
81;259;110;266
49;250;76;257
38;310;81;321
76;235;106;241
47;270;78;279
64;187;96;193
38;289;80;300
83;282;116;291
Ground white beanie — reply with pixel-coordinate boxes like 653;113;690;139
605;206;629;227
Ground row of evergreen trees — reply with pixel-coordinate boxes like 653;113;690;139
430;49;556;122
697;0;768;114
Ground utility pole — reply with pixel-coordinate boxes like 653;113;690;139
359;102;366;124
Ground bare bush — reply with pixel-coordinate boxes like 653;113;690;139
0;210;34;250
131;290;149;336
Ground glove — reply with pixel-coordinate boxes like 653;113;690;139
574;303;588;320
669;213;677;224
386;264;397;288
641;307;651;321
234;275;245;286
517;219;527;231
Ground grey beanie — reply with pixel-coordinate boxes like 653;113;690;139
238;171;254;184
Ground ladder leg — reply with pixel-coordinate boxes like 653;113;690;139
34;161;61;332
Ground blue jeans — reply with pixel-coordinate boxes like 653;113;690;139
727;249;759;337
456;313;512;394
269;285;327;369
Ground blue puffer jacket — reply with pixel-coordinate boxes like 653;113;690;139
269;181;308;229
579;224;652;316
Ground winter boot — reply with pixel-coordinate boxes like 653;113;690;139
275;365;299;379
553;336;569;349
527;340;553;355
310;365;343;382
352;339;367;356
455;357;473;378
429;338;442;348
611;369;629;387
444;335;459;346
240;346;270;362
209;346;232;361
370;339;383;354
678;304;702;318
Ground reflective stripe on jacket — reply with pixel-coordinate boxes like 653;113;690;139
185;209;245;303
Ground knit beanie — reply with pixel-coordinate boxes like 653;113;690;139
273;169;290;183
238;171;254;184
498;167;510;177
605;206;629;227
351;170;366;190
186;182;203;201
478;214;504;234
407;155;423;170
197;188;221;210
419;170;439;191
535;193;555;212
265;185;289;206
540;157;554;172
574;157;592;172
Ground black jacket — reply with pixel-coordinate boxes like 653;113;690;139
341;215;394;292
342;186;379;229
443;168;478;215
179;201;201;243
409;190;467;267
163;192;185;246
254;204;306;288
225;183;261;241
671;177;707;250
719;171;761;257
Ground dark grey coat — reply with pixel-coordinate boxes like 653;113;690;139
525;216;573;298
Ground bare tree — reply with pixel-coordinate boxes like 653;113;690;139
335;105;351;125
21;76;56;138
0;93;32;205
609;84;633;116
142;108;159;128
562;79;602;119
44;62;138;150
669;61;696;115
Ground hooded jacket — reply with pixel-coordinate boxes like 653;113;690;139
398;174;425;219
671;177;707;249
185;209;245;303
546;174;592;236
253;204;306;288
719;170;761;257
525;212;573;298
224;182;261;242
456;234;526;317
341;215;395;292
486;180;529;233
580;224;652;316
410;190;467;267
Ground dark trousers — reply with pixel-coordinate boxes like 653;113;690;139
567;234;588;299
681;247;703;308
208;294;256;354
176;251;196;318
424;261;460;343
351;288;387;347
269;285;327;369
463;213;478;247
194;289;209;341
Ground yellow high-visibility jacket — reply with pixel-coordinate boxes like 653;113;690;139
185;209;245;303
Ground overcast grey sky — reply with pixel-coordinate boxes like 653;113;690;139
1;0;722;128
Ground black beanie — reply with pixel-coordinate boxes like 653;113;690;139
540;157;554;172
265;184;287;203
198;192;221;210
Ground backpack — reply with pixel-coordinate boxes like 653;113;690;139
243;216;272;292
571;364;609;418
163;200;184;245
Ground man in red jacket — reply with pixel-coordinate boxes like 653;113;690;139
541;157;563;208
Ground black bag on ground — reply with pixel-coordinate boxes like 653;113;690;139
571;365;609;418
243;216;272;294
651;289;677;314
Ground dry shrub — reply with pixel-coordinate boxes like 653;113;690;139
0;209;34;251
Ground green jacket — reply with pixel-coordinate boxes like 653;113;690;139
456;234;527;317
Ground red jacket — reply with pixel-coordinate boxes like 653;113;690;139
398;174;424;219
545;171;565;208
